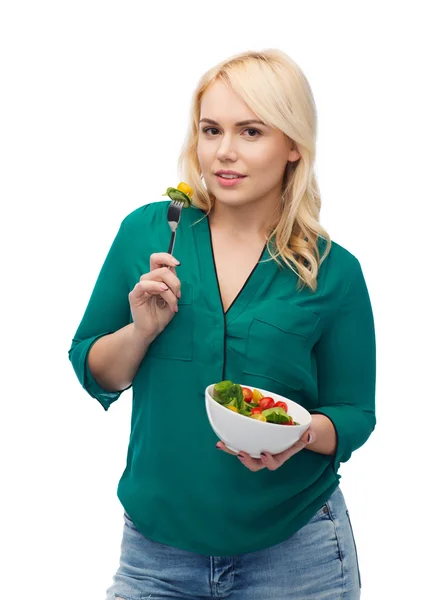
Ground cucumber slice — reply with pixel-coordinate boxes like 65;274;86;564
162;187;192;208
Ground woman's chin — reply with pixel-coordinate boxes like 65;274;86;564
214;195;250;207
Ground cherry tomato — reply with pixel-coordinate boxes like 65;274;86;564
241;387;253;402
259;397;275;411
251;407;263;415
275;401;288;412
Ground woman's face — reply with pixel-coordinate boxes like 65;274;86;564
197;79;300;210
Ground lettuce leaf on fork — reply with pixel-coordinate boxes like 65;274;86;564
162;182;193;208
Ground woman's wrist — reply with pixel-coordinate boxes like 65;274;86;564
130;322;157;346
305;414;337;456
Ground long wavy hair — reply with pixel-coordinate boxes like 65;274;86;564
177;48;331;291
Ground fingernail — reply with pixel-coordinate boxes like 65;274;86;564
172;258;180;265
307;433;312;443
238;454;244;459
260;452;267;457
174;306;178;313
177;290;181;298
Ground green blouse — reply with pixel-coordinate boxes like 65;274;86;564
68;201;376;556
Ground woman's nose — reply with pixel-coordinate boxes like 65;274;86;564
216;135;238;161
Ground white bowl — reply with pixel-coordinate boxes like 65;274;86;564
205;384;312;458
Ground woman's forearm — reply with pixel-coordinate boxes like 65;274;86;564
87;323;155;392
305;414;337;456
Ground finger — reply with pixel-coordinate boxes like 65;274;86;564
237;452;265;472
216;441;238;456
216;443;264;471
216;442;266;472
260;429;316;470
134;281;177;313
142;268;181;299
150;253;180;272
132;280;169;298
154;287;179;313
259;451;283;470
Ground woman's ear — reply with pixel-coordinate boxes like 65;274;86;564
289;145;301;163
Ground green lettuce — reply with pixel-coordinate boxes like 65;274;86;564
262;407;292;424
213;380;245;411
224;397;252;416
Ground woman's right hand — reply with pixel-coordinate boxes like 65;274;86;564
128;253;181;341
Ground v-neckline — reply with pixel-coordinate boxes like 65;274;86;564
206;215;267;317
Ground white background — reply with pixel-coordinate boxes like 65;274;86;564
1;1;424;598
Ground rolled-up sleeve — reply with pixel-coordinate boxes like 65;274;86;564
68;217;133;411
312;259;376;474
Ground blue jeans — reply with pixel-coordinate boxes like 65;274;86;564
105;486;361;599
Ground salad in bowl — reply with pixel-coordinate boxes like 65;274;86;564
205;380;312;458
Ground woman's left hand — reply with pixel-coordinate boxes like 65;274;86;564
216;428;316;471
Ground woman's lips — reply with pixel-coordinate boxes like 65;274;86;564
215;174;247;187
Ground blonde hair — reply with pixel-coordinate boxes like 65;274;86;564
177;48;331;291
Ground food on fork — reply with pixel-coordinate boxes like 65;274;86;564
162;182;193;207
212;380;300;425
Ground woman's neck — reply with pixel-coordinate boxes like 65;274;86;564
208;198;281;240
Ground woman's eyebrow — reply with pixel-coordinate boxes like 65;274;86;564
199;118;266;126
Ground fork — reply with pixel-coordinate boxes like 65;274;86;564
156;199;184;308
165;199;184;256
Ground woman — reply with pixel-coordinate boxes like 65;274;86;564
69;49;375;599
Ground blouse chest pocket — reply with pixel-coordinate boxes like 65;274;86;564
147;281;193;361
243;302;320;391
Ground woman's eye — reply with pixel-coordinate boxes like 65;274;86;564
203;127;220;135
202;127;261;138
244;128;261;137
